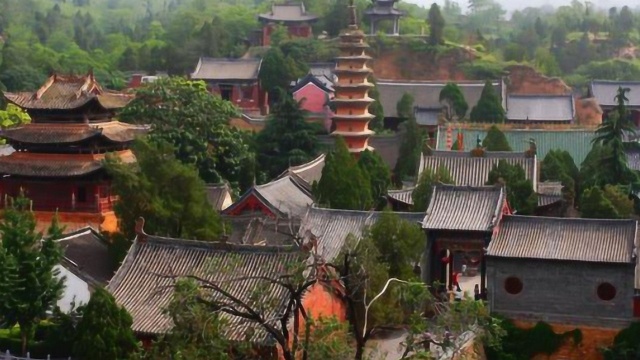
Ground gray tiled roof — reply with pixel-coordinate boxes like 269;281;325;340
422;185;505;232
590;80;640;107
625;147;640;171
223;215;300;246
487;215;637;263
415;107;441;126
376;80;504;118
223;176;314;218
506;95;574;122
109;236;302;342
191;58;262;81
298;207;424;262
258;3;318;22
205;183;232;211
316;133;402;169
278;154;326;187
537;194;563;207
387;187;415;206
419;150;537;188
57;227;112;285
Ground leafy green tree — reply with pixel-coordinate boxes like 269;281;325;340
105;139;226;240
323;0;350;36
482;125;512;151
120;77;253;188
73;288;138;360
259;47;307;98
368;83;385;132
412;165;454;212
428;3;446;45
601;322;640;360
0;194;64;355
256;90;319;179
134;279;238;360
541;150;577;203
314;137;372;210
587;87;639;188
487;160;537;215
580;187;619;219
357;149;391;206
439;82;468;122
369;211;424;279
396;92;415;120
0;103;30;128
603;185;634;218
394;118;424;183
470;80;505;123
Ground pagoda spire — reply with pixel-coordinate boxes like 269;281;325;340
330;0;375;156
348;0;358;29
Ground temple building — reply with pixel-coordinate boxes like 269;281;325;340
1;72;147;232
258;2;318;46
363;0;405;35
331;1;375;154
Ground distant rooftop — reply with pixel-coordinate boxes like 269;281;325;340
191;58;262;81
258;2;318;23
589;80;640;107
506;94;575;122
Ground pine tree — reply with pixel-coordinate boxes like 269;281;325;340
482;125;511;151
428;3;446;45
486;161;537;215
368;83;385;132
256;90;319;179
580;187;619;219
439;83;468;122
73;287;138;359
470;81;505;123
314;137;373;210
412;165;454;212
358;149;391;206
0;193;64;355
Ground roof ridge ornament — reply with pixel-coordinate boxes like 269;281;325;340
135;217;148;243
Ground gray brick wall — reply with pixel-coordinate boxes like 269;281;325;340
487;257;635;328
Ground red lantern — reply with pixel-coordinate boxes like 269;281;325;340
441;256;450;264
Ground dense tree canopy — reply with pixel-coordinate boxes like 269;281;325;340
0;195;64;355
369;211;424;279
482;125;512;151
256;90;320;180
357;150;392;207
120;77;253;189
428;3;446;46
439;83;468;122
470;81;505;123
73;288;138;360
487;161;537;215
314;137;372;210
105;139;226;240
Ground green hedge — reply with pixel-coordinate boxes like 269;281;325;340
485;318;582;360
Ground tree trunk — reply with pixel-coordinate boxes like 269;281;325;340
354;339;365;360
20;331;27;357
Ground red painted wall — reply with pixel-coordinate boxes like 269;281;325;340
209;83;263;112
0;179;110;213
262;23;313;46
294;83;331;115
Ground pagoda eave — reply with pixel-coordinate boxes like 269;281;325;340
332;97;375;104
334;68;373;74
331;130;375;137
333;83;375;89
332;114;375;121
335;55;373;60
338;43;369;49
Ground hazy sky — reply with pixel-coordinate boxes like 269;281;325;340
404;0;638;14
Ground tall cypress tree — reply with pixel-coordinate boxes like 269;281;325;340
0;193;64;355
428;3;446;45
482;125;512;151
358;149;391;205
314;137;373;210
470;81;505;123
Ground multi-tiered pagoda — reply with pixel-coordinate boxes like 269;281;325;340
1;72;147;232
330;0;375;154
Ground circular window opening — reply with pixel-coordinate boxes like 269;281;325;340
504;277;523;295
597;282;616;301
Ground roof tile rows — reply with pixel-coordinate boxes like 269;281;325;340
437;127;596;165
422;185;505;232
505;95;575;122
487;215;637;264
57;227;112;285
298;206;424;262
258;3;318;22
109;236;302;342
1;122;148;145
277;154;326;187
4;73;132;110
223;175;314;218
376;80;504;118
590;80;640;107
191;58;262;81
386;187;415;206
0;150;136;177
419;150;536;188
